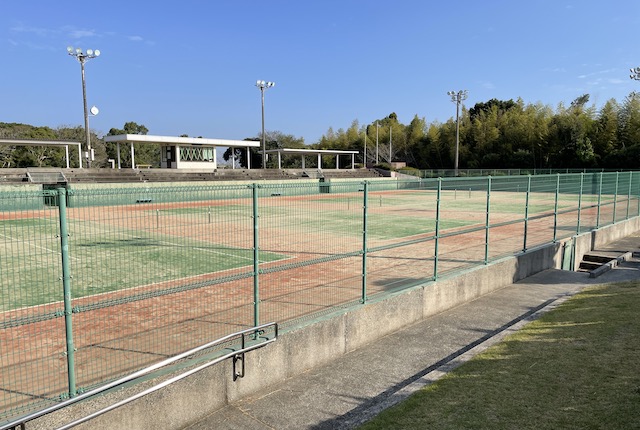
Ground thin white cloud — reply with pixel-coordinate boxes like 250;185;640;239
577;68;616;79
9;24;55;37
582;76;626;88
12;23;100;40
542;67;567;73
6;38;55;51
128;35;155;46
67;29;98;39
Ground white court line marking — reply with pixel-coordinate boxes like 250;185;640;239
108;234;272;264
92;226;258;262
0;232;81;260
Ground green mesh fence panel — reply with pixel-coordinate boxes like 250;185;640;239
2;172;640;423
0;190;67;419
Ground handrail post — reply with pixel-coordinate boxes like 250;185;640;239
361;181;368;304
57;187;77;398
484;176;491;264
251;184;260;328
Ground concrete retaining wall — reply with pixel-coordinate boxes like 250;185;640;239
29;219;637;430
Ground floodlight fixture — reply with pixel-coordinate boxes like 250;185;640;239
631;66;640;81
67;46;101;168
256;79;276;169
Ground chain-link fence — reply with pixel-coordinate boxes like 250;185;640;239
1;171;638;422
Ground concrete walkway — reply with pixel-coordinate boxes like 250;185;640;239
184;239;640;430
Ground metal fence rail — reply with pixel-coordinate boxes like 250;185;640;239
1;171;638;423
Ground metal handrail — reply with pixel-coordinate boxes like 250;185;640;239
1;322;278;430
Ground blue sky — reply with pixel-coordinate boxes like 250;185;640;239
2;1;639;145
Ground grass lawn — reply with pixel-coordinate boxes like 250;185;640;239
359;281;640;430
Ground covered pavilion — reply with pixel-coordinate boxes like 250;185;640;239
0;138;83;168
103;134;260;170
264;148;359;170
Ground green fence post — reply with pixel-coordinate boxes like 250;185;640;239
57;187;77;398
634;171;640;217
553;174;560;243
576;173;584;234
596;172;603;229
434;178;442;280
251;184;260;328
484;176;491;264
613;171;619;224
627;172;632;220
629;172;640;216
523;175;531;252
637;171;640;217
361;181;368;304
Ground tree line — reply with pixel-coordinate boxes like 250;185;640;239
316;92;640;170
2;91;640;170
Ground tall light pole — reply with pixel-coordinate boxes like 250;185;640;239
631;67;640;81
67;46;100;168
375;121;380;164
256;80;275;169
363;130;367;166
447;89;468;176
389;126;392;163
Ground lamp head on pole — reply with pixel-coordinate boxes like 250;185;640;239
447;90;468;103
67;46;101;63
256;80;275;89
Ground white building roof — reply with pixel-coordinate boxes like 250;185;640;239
104;134;260;148
264;148;358;155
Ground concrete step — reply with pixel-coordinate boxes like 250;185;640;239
578;251;633;278
578;261;604;271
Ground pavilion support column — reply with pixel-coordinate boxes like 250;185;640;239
302;156;305;169
278;152;282;169
317;154;322;169
246;147;251;169
351;154;355;169
131;142;135;170
65;145;70;169
117;143;121;169
336;155;340;169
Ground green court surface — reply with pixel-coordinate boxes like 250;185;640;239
0;216;284;311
